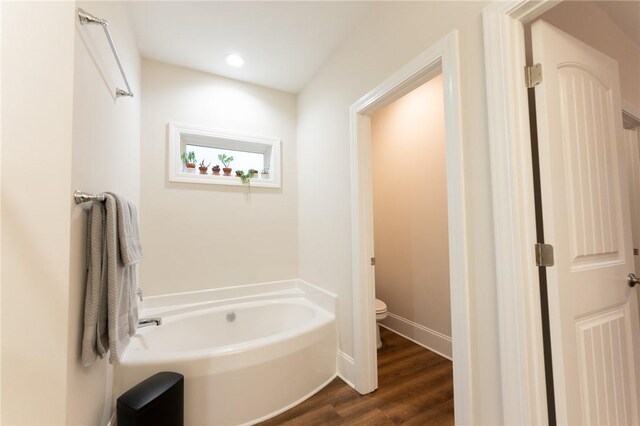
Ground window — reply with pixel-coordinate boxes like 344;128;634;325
168;122;281;188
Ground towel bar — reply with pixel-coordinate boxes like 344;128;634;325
74;190;106;204
78;8;134;98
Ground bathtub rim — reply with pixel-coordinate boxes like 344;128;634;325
139;279;337;316
121;297;334;365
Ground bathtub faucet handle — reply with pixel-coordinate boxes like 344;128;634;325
138;317;162;328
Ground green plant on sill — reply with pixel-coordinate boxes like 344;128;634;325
235;170;252;185
218;153;234;168
199;159;210;168
181;151;197;164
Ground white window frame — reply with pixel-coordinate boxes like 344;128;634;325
168;122;282;188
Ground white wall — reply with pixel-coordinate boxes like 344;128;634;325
296;1;502;423
536;1;640;117
140;59;298;296
371;76;452;348
1;2;76;423
67;2;141;424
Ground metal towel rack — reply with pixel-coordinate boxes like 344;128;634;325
74;190;106;204
78;8;134;98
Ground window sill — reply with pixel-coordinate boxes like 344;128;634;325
170;170;279;188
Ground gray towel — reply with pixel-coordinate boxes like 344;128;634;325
81;193;141;366
108;192;143;266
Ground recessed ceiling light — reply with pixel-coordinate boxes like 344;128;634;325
225;54;245;67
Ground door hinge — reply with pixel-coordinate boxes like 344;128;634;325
535;243;554;267
371;257;376;266
525;63;542;88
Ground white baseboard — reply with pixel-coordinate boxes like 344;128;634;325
336;350;356;388
380;313;452;360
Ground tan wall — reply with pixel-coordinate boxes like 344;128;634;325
1;2;76;423
371;76;451;338
67;2;141;424
296;1;502;422
140;59;298;296
537;1;640;116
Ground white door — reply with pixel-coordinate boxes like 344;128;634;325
532;21;640;425
624;128;640;274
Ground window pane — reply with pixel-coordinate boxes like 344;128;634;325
186;144;264;171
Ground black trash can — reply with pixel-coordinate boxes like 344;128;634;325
117;372;184;426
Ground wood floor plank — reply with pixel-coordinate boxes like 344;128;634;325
259;328;454;425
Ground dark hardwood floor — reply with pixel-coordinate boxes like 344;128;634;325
260;327;454;425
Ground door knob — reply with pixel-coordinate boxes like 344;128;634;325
628;273;640;288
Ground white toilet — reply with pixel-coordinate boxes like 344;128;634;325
375;298;388;349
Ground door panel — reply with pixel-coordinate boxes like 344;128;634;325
624;128;640;273
576;306;633;425
532;20;640;425
558;64;622;270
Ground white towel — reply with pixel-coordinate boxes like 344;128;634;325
81;193;142;366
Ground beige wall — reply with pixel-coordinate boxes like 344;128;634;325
140;59;298;296
0;0;3;414
536;1;640;116
1;2;140;424
67;2;141;424
296;1;502;422
1;2;76;423
371;75;451;338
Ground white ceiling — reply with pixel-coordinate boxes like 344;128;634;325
128;2;373;93
596;1;640;47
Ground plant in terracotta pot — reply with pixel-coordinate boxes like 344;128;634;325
248;168;259;178
181;151;197;171
198;159;210;175
261;166;270;178
211;165;221;175
218;154;234;176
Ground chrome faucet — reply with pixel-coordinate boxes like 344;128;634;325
138;317;162;328
136;288;143;302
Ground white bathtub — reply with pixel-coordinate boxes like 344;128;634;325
113;280;337;425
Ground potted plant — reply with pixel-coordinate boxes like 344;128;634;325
218;154;234;176
261;166;270;178
198;159;210;175
211;165;221;175
235;170;252;185
181;151;197;171
248;168;259;178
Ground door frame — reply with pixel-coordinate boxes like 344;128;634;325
349;30;472;423
483;1;576;424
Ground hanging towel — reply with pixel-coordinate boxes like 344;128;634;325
81;193;142;366
108;192;143;266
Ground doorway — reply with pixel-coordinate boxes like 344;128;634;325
349;30;471;424
370;74;452;359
